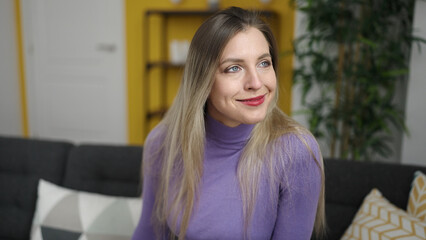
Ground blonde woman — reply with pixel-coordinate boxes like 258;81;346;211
132;6;325;240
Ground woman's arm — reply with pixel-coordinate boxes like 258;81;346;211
132;162;157;239
271;134;322;240
132;127;165;240
132;153;158;239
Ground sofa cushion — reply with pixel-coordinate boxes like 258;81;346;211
322;159;426;239
63;144;143;198
0;136;73;240
341;188;426;239
407;171;426;221
31;179;142;240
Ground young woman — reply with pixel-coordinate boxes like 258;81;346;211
132;6;326;240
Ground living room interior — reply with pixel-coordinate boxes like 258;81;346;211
1;0;425;239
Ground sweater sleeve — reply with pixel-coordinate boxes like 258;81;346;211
271;134;322;240
132;127;164;240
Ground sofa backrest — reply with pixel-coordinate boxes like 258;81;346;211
322;158;426;240
62;144;143;197
0;136;73;240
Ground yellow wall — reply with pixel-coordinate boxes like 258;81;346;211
14;0;29;137
126;0;295;144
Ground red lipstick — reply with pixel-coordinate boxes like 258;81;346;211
237;94;266;106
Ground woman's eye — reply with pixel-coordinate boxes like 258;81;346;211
225;66;241;73
259;60;271;68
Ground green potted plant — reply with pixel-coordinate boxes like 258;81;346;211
292;0;426;161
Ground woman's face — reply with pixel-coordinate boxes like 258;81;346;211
207;27;277;127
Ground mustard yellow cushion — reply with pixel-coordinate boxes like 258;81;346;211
408;171;426;222
341;188;426;240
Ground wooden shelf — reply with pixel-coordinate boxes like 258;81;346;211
146;61;184;70
146;9;218;16
146;108;168;119
145;9;276;18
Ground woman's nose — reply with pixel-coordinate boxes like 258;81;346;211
244;68;262;90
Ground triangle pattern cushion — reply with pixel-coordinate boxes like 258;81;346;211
87;199;135;236
34;180;71;225
77;235;88;240
407;171;426;222
41;226;81;240
79;191;115;231
85;233;133;240
341;188;426;240
43;193;83;232
128;197;144;224
30;179;142;240
31;224;43;240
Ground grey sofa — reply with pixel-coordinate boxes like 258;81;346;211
1;135;425;240
0;136;142;240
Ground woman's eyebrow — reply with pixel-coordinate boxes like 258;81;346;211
258;53;272;60
220;53;271;65
220;58;244;65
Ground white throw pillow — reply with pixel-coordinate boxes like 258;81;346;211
31;179;142;240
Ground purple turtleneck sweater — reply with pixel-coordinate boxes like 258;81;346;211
132;115;321;240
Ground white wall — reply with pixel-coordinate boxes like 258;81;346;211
292;10;309;129
401;0;426;167
0;0;23;137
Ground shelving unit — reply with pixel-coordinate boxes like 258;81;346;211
143;9;277;133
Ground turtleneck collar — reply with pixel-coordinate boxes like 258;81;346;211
205;113;254;150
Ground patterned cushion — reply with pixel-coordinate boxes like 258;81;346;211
31;179;142;240
407;171;426;222
341;188;426;240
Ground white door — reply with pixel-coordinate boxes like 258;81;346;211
21;0;127;144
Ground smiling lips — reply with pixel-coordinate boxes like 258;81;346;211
237;94;266;106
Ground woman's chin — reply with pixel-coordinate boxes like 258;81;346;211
241;114;267;125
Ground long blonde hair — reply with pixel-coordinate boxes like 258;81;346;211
146;6;326;239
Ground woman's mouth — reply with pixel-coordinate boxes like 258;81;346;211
237;94;266;106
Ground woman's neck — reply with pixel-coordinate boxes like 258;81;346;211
205;113;254;149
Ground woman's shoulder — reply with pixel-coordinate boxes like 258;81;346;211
269;108;319;152
144;124;167;149
272;129;323;190
273;128;321;167
278;130;318;150
143;123;168;162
